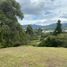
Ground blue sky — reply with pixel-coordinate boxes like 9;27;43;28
16;0;67;25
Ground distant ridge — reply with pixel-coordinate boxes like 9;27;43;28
22;23;67;30
22;24;43;29
44;23;67;30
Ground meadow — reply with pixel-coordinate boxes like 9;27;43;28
0;46;67;67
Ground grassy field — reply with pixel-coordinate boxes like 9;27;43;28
0;46;67;67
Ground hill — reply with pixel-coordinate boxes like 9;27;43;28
22;23;67;30
44;23;67;30
22;24;43;29
0;46;67;67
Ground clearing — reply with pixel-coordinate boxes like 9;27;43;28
0;46;67;67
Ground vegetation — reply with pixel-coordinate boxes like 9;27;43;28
38;20;67;47
0;46;67;67
26;25;34;36
0;0;27;48
37;28;42;35
53;20;62;35
26;25;36;41
39;33;67;47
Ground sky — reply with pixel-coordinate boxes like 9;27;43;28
16;0;67;25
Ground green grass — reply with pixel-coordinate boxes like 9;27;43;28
0;46;67;67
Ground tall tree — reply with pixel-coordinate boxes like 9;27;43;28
26;25;33;36
37;28;42;35
0;0;27;48
53;20;62;35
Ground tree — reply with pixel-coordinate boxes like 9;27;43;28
26;25;34;40
53;20;62;35
37;28;42;35
0;0;27;48
0;0;23;20
26;25;33;36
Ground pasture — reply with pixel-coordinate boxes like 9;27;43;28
0;46;67;67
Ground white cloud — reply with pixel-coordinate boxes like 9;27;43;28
16;0;67;25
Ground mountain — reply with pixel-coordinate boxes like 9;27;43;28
22;23;67;30
44;23;67;30
44;23;56;30
22;24;43;29
62;23;67;30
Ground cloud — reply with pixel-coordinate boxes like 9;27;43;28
16;0;67;25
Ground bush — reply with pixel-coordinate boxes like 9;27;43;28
40;33;50;41
38;35;63;47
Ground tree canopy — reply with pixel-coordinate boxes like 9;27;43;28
53;20;62;35
0;0;27;48
26;25;34;36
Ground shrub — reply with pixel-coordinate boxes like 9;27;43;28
38;35;63;47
